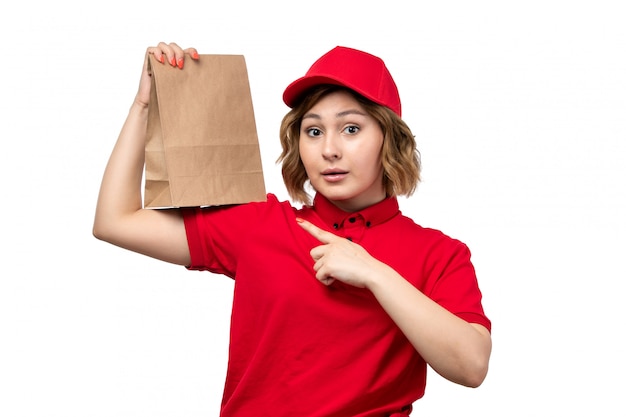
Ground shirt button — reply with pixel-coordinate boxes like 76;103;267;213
347;237;353;241
366;221;371;227
349;217;356;223
333;223;339;229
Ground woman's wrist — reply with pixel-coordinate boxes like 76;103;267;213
132;96;150;110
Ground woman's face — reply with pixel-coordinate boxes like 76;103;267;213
299;90;385;212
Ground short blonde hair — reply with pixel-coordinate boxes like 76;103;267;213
277;85;421;205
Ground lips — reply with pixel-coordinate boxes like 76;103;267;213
321;169;348;182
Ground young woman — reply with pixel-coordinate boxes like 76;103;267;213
94;41;492;417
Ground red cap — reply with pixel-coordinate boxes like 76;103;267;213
282;46;402;116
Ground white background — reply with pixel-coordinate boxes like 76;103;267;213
1;1;625;416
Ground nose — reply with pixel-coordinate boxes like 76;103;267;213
322;134;341;161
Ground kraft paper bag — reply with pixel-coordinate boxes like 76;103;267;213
144;53;267;208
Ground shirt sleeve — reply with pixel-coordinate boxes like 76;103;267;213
425;237;492;332
182;195;276;277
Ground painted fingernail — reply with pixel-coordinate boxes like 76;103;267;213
295;217;304;223
170;57;176;66
158;55;165;64
177;58;184;69
192;51;199;59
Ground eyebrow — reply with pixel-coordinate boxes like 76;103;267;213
302;109;368;121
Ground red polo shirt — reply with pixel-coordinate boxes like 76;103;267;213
183;193;490;417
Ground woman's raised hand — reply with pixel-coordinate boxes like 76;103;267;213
135;42;200;107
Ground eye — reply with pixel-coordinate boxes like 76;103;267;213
306;127;323;137
343;125;360;135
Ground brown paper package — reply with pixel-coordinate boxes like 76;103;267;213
144;54;267;208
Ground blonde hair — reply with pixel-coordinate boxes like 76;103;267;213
277;85;421;205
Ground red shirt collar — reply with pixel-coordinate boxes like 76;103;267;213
311;193;400;230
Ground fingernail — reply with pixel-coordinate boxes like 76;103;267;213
295;217;304;223
192;51;199;59
177;58;184;69
158;55;165;64
170;57;176;66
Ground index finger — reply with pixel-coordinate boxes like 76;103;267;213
296;217;338;244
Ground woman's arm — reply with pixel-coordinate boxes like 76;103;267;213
93;42;199;266
365;263;492;387
296;217;492;387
